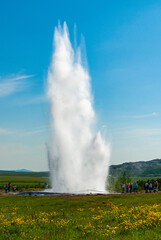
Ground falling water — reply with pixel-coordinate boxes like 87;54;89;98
47;22;110;193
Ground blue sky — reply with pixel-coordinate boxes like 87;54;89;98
1;1;161;170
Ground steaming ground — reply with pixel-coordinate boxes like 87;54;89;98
47;22;110;193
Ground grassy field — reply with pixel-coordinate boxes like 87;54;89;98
1;193;161;239
0;171;50;191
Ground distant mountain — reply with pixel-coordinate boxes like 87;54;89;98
0;169;32;172
15;169;33;172
109;159;161;177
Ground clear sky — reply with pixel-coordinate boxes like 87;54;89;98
1;1;161;171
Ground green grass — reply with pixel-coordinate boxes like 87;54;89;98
0;171;49;177
0;193;161;239
0;172;50;191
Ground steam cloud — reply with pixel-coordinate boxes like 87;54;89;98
47;22;110;193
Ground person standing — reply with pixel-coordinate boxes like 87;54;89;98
134;183;137;193
149;182;153;193
153;181;158;193
122;183;125;193
8;182;11;192
145;182;149;193
12;185;16;192
128;183;130;193
45;183;48;190
5;184;8;193
156;181;158;192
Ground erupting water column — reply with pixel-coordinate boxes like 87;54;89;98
47;22;110;193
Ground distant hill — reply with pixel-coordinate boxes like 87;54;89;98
0;169;32;173
109;159;161;177
14;169;32;172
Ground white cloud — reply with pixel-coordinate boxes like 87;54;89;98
126;112;159;119
114;127;161;140
0;128;16;135
0;126;48;137
126;128;161;138
0;74;34;97
15;95;48;106
22;127;48;136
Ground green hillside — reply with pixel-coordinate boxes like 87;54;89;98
109;158;161;177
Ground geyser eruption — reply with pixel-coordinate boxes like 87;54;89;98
47;22;110;193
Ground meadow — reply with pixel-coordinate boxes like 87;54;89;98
0;171;50;191
1;193;161;239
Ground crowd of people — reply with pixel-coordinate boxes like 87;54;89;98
121;181;159;193
144;181;158;193
4;182;49;193
122;183;138;193
5;182;16;193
